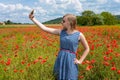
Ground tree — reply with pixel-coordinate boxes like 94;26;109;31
77;10;96;26
77;10;119;26
4;20;13;24
92;14;104;25
101;12;117;25
82;10;95;17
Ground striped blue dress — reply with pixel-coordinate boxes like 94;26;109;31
53;30;80;80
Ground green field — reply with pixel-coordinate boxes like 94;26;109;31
0;25;120;80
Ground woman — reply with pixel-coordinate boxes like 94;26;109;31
29;10;90;80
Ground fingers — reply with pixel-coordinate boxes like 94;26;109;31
31;9;34;15
29;15;34;20
29;9;34;20
74;58;79;64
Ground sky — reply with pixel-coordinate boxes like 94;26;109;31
0;0;120;23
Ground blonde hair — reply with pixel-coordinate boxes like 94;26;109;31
63;14;77;30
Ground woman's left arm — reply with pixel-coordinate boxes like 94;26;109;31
74;32;90;64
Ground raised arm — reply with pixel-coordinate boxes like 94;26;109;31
29;10;61;35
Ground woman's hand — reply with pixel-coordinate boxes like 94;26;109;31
29;9;34;20
74;58;82;64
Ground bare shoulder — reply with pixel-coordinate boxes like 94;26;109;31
78;32;86;40
79;32;84;37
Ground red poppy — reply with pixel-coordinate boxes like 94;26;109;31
40;59;47;64
91;44;94;50
104;56;109;61
21;61;25;65
20;70;24;73
14;69;18;73
6;58;11;66
79;75;84;79
33;59;39;64
90;59;96;64
38;56;42;60
103;61;110;66
15;44;19;50
117;70;120;74
106;44;110;48
86;65;93;71
4;68;7;72
111;66;116;71
27;63;31;67
0;54;2;58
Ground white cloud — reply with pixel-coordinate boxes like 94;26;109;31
0;3;7;8
79;0;87;1
38;0;83;15
71;0;83;12
33;7;47;16
1;0;120;23
16;4;22;10
0;3;32;12
39;0;56;5
114;0;120;3
33;0;83;22
0;3;33;23
97;0;107;4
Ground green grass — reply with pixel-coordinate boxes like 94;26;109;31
0;25;120;80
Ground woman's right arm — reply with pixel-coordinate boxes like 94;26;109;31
29;10;61;35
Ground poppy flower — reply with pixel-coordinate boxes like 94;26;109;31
111;66;116;71
117;70;120;74
86;65;93;71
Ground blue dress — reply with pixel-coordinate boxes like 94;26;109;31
53;30;80;80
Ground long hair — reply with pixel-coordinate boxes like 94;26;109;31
63;14;77;30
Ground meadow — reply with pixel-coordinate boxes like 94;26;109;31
0;25;120;80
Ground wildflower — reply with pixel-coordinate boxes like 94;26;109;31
91;44;94;50
111;62;115;66
4;68;7;72
104;56;112;61
15;44;19;50
106;44;110;48
0;54;2;58
104;56;109;61
90;59;96;64
111;66;116;71
20;70;24;73
86;65;93;71
21;60;25;65
14;69;18;73
40;59;47;64
105;51;110;55
6;58;11;66
117;70;120;74
115;53;120;57
38;56;42;60
103;61;110;66
79;75;84;79
33;59;39;64
27;63;31;67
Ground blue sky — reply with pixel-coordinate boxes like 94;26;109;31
0;0;120;23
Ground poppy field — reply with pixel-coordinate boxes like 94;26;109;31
0;25;120;80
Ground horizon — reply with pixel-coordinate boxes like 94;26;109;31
0;0;120;23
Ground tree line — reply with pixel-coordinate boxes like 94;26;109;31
3;10;120;25
77;10;120;26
